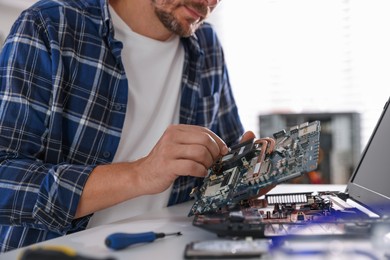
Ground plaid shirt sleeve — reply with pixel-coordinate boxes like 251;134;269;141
0;0;127;252
0;7;91;234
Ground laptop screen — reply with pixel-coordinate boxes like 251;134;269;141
347;97;390;216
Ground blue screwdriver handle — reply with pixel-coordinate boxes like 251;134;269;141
105;232;157;250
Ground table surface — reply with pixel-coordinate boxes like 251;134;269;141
3;184;387;260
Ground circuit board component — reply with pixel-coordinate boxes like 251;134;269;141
188;121;321;216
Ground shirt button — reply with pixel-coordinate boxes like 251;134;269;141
103;151;111;158
114;104;122;111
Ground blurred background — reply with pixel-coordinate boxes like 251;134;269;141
1;0;390;184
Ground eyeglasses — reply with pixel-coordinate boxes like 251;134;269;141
206;0;221;7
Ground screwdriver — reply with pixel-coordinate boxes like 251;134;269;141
105;231;182;250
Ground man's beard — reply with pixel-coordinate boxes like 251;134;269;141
153;0;209;37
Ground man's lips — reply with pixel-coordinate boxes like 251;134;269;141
183;5;205;21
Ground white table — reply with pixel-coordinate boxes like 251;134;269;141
3;184;387;260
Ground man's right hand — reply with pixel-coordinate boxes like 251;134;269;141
75;124;229;218
131;124;229;195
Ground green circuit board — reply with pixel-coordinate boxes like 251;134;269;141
188;121;321;216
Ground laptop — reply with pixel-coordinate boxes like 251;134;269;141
189;97;390;239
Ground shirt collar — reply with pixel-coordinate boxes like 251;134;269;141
100;0;113;38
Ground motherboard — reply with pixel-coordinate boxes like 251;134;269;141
188;121;321;217
191;190;377;238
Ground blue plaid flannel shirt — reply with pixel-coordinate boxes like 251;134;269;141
0;0;244;253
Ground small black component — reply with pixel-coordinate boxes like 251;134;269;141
218;138;255;171
273;130;287;139
336;192;350;201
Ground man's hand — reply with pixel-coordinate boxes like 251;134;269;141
77;124;228;218
76;127;274;218
131;124;229;195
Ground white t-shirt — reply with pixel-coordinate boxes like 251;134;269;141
87;6;184;228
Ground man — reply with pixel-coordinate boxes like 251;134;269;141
0;0;254;252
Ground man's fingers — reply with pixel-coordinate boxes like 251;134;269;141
175;143;215;169
240;131;256;143
169;125;229;159
165;158;208;178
